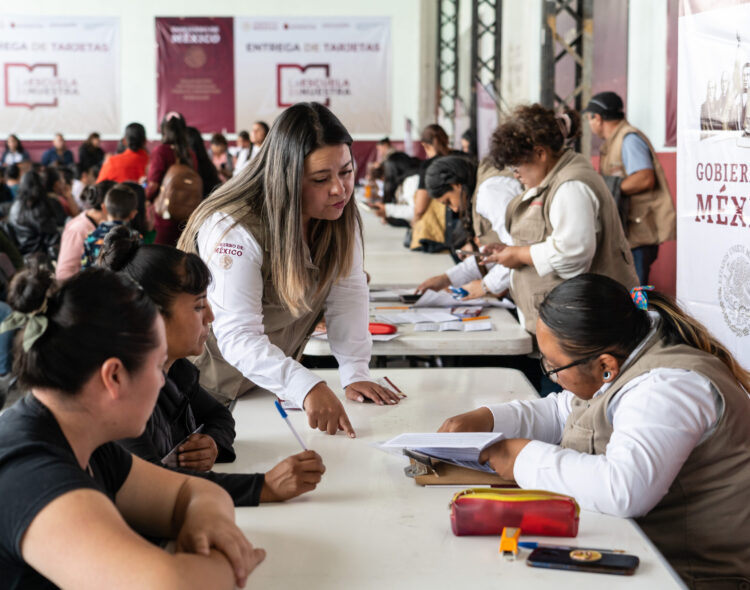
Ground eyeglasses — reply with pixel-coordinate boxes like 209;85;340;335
539;353;601;384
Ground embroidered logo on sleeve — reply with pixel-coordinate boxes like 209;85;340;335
214;242;244;270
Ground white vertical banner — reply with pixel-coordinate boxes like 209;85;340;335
476;81;499;161
677;0;750;369
234;17;391;134
0;15;120;135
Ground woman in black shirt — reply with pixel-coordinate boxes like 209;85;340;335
0;265;264;589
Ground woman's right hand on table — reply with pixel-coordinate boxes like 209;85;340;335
303;382;356;438
416;273;451;294
438;407;494;433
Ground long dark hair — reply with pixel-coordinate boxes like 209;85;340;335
539;273;750;391
162;116;192;168
179;102;361;317
5;134;23;154
17;171;48;210
99;225;211;317
7;263;160;394
425;155;477;241
125;123;147;152
382;152;421;204
186;126;220;195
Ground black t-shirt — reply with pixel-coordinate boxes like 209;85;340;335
0;395;133;589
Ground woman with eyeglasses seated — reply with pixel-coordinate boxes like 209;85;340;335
0;264;264;589
480;104;638;335
439;273;750;588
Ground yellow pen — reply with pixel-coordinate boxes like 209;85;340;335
462;315;490;322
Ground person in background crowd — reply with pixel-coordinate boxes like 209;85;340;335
5;164;20;199
97;122;149;183
81;183;139;269
0;171;13;204
45;167;78;222
417;152;522;299
375;137;394;164
371;152;421;225
8;171;61;260
2;135;31;167
146;113;198;245
0;265;265;589
249;121;269;161
77;132;104;172
185;127;220;197
41;134;74;168
413;124;453;223
178;102;399;430
439;273;750;588
122;180;156;245
232;130;252;176
71;164;99;209
460;129;478;160
583;91;676;284
101;227;327;506
482;103;638;394
210;133;234;183
56;182;112;280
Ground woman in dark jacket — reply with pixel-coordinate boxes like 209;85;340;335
8;171;61;260
99;226;325;506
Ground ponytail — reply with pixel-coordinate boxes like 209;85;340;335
648;291;750;392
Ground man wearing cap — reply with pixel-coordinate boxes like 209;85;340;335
584;91;676;284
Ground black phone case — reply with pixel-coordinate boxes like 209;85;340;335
526;547;639;576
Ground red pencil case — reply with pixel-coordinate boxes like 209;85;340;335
368;322;397;335
450;488;579;537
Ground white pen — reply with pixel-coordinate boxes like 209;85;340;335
274;400;308;451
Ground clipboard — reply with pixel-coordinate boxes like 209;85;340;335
161;424;204;468
403;450;515;487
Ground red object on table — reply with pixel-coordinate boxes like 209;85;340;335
368;322;397;335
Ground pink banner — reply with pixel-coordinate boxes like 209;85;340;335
156;17;235;133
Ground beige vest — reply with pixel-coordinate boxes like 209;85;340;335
192;218;334;403
599;120;676;248
561;332;750;589
472;158;518;246
505;150;638;333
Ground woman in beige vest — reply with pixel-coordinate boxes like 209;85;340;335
179;103;399;440
439;274;750;588
481;104;637;334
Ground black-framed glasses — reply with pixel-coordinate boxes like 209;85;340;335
539;353;601;384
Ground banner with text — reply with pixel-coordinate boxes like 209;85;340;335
156;17;235;134
234;17;391;134
0;15;119;135
677;0;750;369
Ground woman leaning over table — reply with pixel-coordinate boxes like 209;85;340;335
440;273;750;588
0;264;264;589
178;102;400;439
481;104;638;334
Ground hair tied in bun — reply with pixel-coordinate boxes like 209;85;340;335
98;225;141;271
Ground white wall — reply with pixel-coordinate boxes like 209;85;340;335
501;0;542;110
628;0;671;151
10;0;432;140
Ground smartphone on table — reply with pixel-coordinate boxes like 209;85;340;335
526;547;639;576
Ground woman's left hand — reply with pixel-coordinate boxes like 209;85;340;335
460;279;487;301
482;245;531;270
178;434;219;471
478;438;532;481
345;380;404;405
177;505;264;588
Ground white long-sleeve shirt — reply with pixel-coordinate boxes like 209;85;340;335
197;212;372;408
445;175;521;294
525;180;600;278
384;174;419;221
485;315;722;518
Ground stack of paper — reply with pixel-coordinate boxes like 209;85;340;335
414;289;515;309
372;309;458;324
413;320;492;332
380;432;505;473
369;288;414;302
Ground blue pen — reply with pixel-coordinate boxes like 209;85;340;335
274;400;308;451
518;542;625;554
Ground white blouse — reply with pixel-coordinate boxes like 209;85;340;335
197;212;372;408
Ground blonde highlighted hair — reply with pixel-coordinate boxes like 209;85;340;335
178;103;361;316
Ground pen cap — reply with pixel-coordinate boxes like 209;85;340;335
274;400;288;419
